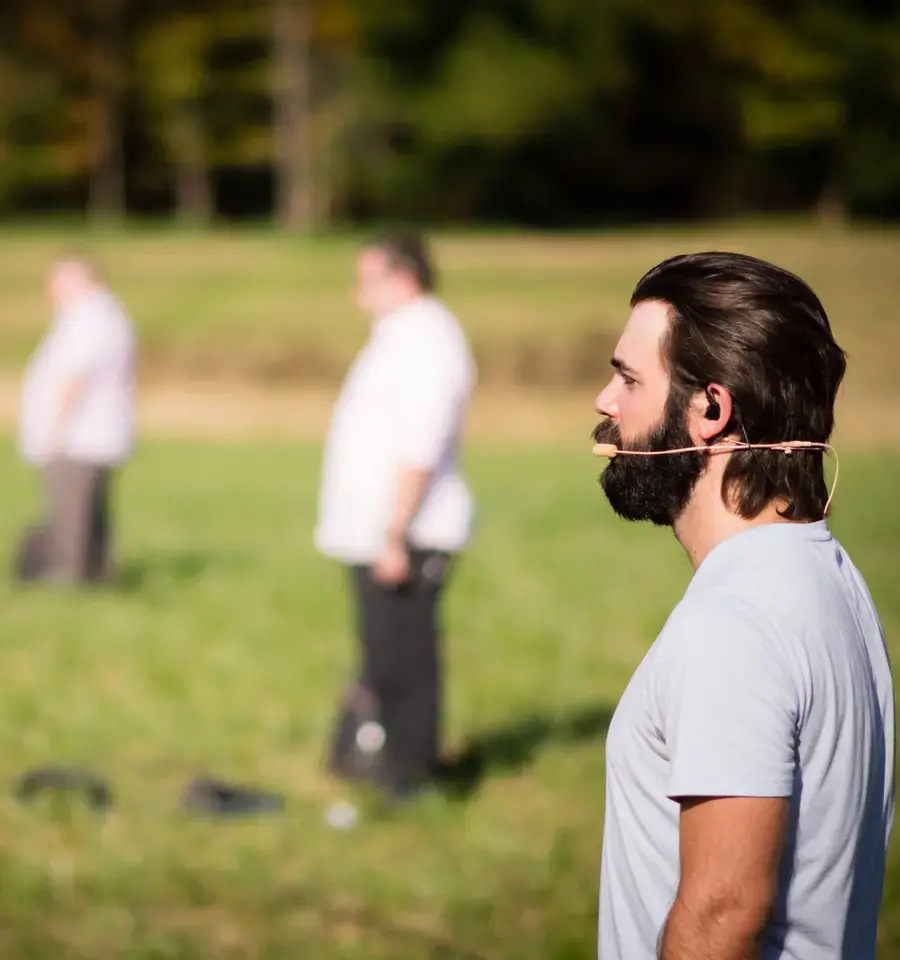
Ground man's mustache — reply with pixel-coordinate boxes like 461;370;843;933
592;419;620;446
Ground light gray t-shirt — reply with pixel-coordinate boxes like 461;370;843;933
20;288;137;467
599;520;894;960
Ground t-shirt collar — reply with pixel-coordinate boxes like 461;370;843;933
693;519;832;580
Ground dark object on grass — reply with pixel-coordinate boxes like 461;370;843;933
13;524;51;582
14;765;113;811
180;777;286;818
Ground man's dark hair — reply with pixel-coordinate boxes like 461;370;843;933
632;251;847;521
366;228;436;292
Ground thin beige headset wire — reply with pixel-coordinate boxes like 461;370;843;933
592;439;840;518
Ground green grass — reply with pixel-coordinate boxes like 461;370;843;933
0;439;898;958
0;222;897;956
0;224;898;399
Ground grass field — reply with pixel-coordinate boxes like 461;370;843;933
1;443;900;959
0;225;898;958
0;223;898;404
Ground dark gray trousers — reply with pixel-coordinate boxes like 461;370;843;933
327;550;453;798
43;460;114;585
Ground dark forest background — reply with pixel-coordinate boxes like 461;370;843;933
0;0;898;228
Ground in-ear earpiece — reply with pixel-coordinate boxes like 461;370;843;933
703;389;721;421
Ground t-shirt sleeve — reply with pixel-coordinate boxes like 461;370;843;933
392;331;470;470
661;596;798;800
56;307;108;379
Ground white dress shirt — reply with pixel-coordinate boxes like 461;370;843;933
315;296;476;563
19;289;137;467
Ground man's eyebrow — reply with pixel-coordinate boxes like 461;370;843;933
611;356;639;379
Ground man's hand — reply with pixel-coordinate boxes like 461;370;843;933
659;795;789;960
373;537;411;586
373;465;432;587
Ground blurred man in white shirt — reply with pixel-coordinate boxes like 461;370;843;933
316;230;476;804
19;257;137;586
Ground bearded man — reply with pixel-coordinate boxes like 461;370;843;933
592;252;894;960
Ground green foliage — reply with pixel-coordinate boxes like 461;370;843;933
413;16;577;147
0;0;898;221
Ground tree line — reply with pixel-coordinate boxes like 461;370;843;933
0;0;898;228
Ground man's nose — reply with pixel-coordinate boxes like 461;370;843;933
594;380;618;418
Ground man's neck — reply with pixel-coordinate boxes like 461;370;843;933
57;284;101;317
375;293;425;324
673;473;792;571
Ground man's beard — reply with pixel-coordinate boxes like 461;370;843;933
592;396;705;527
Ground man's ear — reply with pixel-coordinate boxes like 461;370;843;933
691;383;734;442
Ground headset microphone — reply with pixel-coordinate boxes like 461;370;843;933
592;438;839;516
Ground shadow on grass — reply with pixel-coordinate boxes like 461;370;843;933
117;550;252;592
436;705;614;801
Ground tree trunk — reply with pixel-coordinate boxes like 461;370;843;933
170;102;213;224
89;0;125;222
273;0;315;231
816;176;846;230
816;138;847;230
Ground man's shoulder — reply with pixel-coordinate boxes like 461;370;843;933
390;298;473;362
692;523;839;601
660;582;788;666
65;289;132;329
664;528;868;664
396;297;464;334
96;290;134;328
